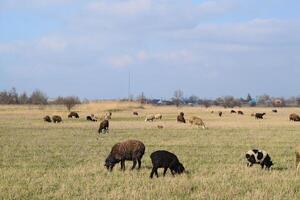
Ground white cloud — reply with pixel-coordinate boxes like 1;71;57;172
107;55;133;68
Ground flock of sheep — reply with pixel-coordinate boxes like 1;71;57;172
42;108;300;177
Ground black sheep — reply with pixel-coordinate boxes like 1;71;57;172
98;119;109;134
230;110;236;113
177;112;186;123
105;140;145;171
43;115;52;123
218;111;222;117
150;150;185;178
238;111;244;115
68;112;79;118
255;113;266;119
52;115;62;123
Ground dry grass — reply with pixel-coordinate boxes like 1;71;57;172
0;102;300;199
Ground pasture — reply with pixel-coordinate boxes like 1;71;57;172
0;102;300;199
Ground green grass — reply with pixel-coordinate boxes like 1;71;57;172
0;104;300;199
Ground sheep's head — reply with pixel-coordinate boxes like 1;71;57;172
104;154;119;171
175;163;185;174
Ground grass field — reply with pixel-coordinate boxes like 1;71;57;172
1;101;300;199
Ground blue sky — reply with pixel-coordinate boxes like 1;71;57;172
0;0;300;99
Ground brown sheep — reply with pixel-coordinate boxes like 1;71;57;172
296;146;300;172
98;119;109;134
43;115;52;123
52;115;62;123
145;114;155;122
157;125;164;129
68;111;79;118
189;116;206;129
154;114;162;120
104;140;145;171
133;111;139;116
238;111;244;115
177;112;186;123
272;109;278;113
290;113;300;121
218;111;222;117
230;110;236;114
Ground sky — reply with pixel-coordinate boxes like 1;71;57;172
0;0;300;99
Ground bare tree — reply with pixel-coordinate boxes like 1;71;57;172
173;90;183;107
29;90;48;105
62;96;81;111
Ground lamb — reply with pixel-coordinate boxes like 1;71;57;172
295;146;300;171
43;115;52;123
245;149;273;169
98;119;109;134
189;116;206;129
177;112;186;123
150;150;185;178
290;113;300;121
218;111;222;117
238;111;244;115
155;114;162;120
52;115;62;123
86;115;97;122
145;114;155;122
255;113;266;119
68;112;79;118
104;140;145;171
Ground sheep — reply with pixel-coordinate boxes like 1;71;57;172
255;113;266;119
157;125;164;129
272;109;278;113
52;115;62;123
133;111;139;116
98;119;109;134
245;149;273;169
177;112;186;123
86;115;97;122
154;114;162;120
290;113;300;121
43;115;52;123
150;150;185;178
104;140;145;171
218;111;222;117
238;111;244;115
145;114;155;122
104;112;112;120
295;146;300;171
68;111;79;118
231;110;236;113
189;116;206;129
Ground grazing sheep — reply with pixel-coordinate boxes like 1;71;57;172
52;115;62;123
245;149;273;169
155;114;162;120
145;114;155;122
238;111;244;115
290;113;300;121
105;140;145;171
231;110;236;113
295;146;300;171
157;125;164;129
98;119;109;134
177;112;186;123
255;113;266;119
272;109;278;113
68;111;79;118
86;115;97;122
218;111;222;117
133;111;139;116
104;112;112;120
189;116;206;129
150;150;185;178
43;115;52;123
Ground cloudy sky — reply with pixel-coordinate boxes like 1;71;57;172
0;0;300;99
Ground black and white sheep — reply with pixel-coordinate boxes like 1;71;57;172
245;149;273;169
150;150;185;178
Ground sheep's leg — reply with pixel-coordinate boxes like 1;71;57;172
163;167;168;176
120;160;125;171
137;159;141;169
150;167;158;178
131;159;137;170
